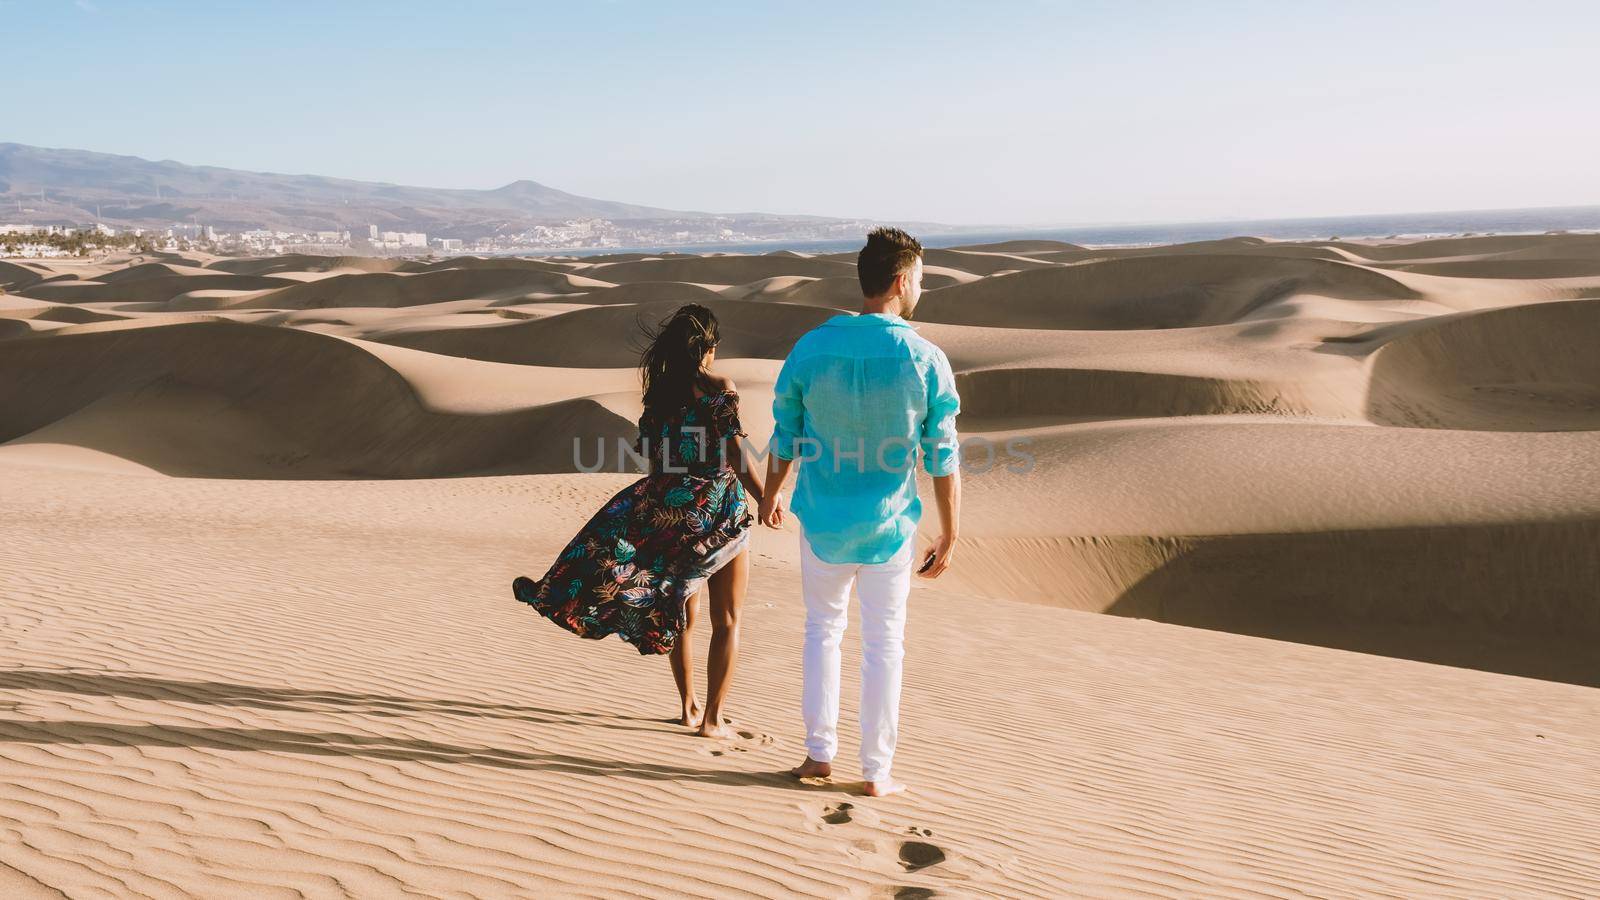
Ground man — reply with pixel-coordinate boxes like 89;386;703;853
758;226;961;798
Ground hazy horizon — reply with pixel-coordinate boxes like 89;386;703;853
9;0;1600;225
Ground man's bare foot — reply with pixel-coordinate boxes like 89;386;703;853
790;757;832;779
678;703;703;728
862;779;907;797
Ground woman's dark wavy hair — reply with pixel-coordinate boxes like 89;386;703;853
638;303;720;426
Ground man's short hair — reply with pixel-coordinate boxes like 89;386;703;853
857;226;923;298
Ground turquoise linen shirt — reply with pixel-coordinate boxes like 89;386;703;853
770;312;961;564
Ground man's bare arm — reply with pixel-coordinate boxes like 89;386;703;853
759;453;797;528
920;468;961;578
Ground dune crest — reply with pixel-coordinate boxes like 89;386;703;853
1367;297;1600;430
916;254;1421;330
0;319;634;477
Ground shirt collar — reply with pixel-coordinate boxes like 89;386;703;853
824;312;914;329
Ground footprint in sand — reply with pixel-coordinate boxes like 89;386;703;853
803;799;882;833
845;833;950;877
821;802;853;825
698;729;775;757
898;840;947;873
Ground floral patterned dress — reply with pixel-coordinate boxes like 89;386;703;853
512;390;753;655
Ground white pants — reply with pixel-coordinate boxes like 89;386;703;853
800;534;913;784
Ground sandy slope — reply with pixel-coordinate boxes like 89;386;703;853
2;461;1598;898
2;236;1600;895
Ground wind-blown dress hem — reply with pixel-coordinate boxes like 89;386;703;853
512;390;752;655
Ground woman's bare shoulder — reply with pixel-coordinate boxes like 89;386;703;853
699;372;738;395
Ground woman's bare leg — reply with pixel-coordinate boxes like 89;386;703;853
698;549;747;739
671;588;703;727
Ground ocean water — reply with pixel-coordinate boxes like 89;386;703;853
521;204;1600;258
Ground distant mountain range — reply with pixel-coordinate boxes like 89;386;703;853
0;143;935;240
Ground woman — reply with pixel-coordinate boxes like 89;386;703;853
513;304;762;740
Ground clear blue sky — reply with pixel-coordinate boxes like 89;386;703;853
8;0;1599;225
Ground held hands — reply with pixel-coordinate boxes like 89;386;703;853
917;532;956;579
758;491;787;529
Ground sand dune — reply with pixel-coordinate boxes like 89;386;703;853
2;238;1592;677
162;287;278;311
2;238;1592;602
0;300;130;325
955;366;1322;424
967;238;1358;268
231;267;613;310
578;253;857;285
0;320;633;477
17;273;295;304
717;267;971;294
577;280;729;305
917;253;1420;329
2;235;1598;895
1377;258;1600;279
95;261;220;283
1487;235;1600;261
0;318;41;340
207;254;416;275
942;415;1600;678
0;260;49;290
408;255;581;274
918;264;984;287
1367;296;1600;431
947;238;1087;253
722;275;872;309
141;253;214;269
559;251;689;263
374;298;834;367
1334;233;1600;261
919;247;1056;276
717;274;825;302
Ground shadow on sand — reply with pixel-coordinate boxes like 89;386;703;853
1105;519;1600;687
0;668;665;729
0;668;820;790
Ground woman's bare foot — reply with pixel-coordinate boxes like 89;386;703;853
678;702;704;729
697;718;736;740
790;756;832;779
862;779;907;797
